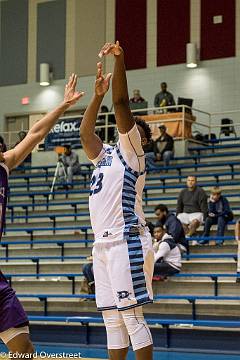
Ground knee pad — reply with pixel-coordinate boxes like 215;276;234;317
121;306;153;351
102;309;129;350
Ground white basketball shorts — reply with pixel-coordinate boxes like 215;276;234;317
92;228;154;311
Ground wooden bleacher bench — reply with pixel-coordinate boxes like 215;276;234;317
206;136;240;144
7;188;90;205
14;163;94;174
5;211;90;226
9;170;240;193
26;315;240;347
5;195;239;219
148;171;240;186
7;179;240;201
173;151;240;164
188;143;240;155
148;160;240;176
0;255;87;275
143;192;239;205
7;200;88;218
5;272;83;294
16;293;240;319
144;179;240;195
4;272;239;296
28;315;240;329
3;224;92;241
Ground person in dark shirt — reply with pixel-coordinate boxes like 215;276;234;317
82;256;95;294
143;139;161;172
177;176;208;236
155;124;174;167
199;187;233;246
154;82;175;112
155;204;188;252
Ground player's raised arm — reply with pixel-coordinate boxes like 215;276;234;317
3;74;84;171
98;41;135;134
80;62;112;160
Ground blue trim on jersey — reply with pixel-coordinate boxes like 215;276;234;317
127;243;142;250
116;146;145;176
118;298;153;311
131;274;145;281
97;305;118;311
116;146;149;305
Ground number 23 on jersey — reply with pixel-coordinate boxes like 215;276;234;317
90;173;104;196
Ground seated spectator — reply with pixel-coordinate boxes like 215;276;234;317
146;220;155;237
143;139;160;173
177;176;208;237
235;219;240;283
0;136;7;152
154;82;175;112
82;257;95;294
130;89;145;103
58;144;81;187
199;187;233;246
155;204;188;252
155;124;174;167
153;225;181;280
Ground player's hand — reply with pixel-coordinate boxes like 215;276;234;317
63;74;85;106
98;41;123;58
95;62;112;96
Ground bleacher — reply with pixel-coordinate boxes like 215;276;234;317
1;139;240;349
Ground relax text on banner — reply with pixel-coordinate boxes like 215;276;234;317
44;117;82;150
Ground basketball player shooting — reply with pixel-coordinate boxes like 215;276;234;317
80;42;154;360
0;74;84;355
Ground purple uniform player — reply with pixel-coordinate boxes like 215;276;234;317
0;163;30;339
0;74;84;354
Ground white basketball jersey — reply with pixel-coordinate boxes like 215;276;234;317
89;124;146;243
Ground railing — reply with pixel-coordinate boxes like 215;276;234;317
1;106;240;149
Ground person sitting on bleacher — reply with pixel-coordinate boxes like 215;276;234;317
58;144;81;188
199;187;233;246
177;176;208;237
129;89;146;103
143;139;160;172
153;225;181;280
155;204;188;252
235;219;240;283
82;256;95;294
155;124;174;167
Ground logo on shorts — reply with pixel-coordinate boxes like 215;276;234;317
103;231;112;238
117;291;131;301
